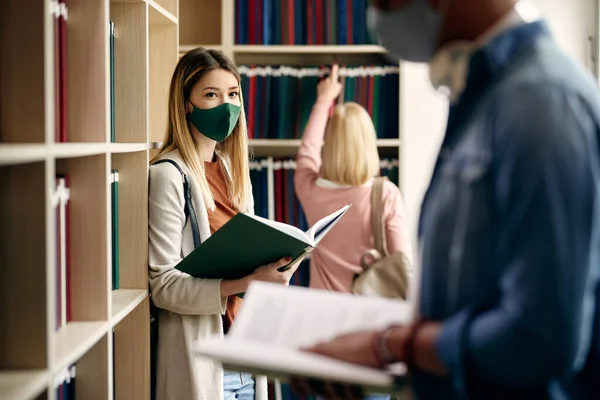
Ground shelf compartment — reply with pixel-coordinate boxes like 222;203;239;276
0;370;49;400
147;0;177;25
111;289;147;325
0;0;46;143
111;2;148;143
0;162;48;369
56;155;108;322
114;298;150;400
71;332;109;399
149;18;178;144
53;322;107;374
111;151;149;289
67;0;108;142
179;0;221;46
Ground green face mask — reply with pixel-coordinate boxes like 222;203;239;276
188;102;241;142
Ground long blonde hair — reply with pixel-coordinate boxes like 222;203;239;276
320;102;380;186
151;48;251;212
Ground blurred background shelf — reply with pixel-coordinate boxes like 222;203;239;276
53;322;108;373
111;289;148;325
0;370;48;400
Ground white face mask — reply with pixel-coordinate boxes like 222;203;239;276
367;0;448;63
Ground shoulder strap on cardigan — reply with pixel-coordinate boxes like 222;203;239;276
370;176;389;257
152;159;201;249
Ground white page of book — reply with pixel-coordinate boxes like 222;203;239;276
196;282;413;392
228;282;413;349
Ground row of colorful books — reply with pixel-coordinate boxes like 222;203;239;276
55;365;76;399
50;3;117;143
235;0;375;45
240;65;400;140
52;170;120;332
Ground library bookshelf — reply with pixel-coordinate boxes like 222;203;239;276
178;0;402;220
0;0;179;398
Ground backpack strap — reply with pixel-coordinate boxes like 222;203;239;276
152;159;201;249
370;176;389;257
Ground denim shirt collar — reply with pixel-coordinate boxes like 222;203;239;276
465;20;553;100
446;20;553;138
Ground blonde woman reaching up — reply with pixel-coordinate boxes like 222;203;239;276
295;64;412;296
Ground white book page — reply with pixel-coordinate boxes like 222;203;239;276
197;338;401;392
228;282;412;349
243;213;310;244
305;204;351;244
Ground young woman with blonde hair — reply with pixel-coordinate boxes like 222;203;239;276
148;47;301;400
294;64;412;400
296;64;412;293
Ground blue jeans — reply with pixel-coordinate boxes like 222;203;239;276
224;370;255;400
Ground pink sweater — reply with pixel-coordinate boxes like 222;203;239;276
294;99;413;293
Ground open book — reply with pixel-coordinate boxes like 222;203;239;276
196;282;413;394
175;204;351;280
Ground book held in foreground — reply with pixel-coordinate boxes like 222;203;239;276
175;204;351;280
196;282;412;395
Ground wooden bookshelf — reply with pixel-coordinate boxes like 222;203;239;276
0;0;178;398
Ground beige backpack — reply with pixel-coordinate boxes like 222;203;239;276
351;176;412;299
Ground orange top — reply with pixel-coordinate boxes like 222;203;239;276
204;160;242;333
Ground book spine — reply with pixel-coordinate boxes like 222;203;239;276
112;170;120;290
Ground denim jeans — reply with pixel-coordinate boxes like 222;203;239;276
224;370;255;400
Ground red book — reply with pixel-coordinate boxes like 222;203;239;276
58;0;68;142
257;0;263;44
346;0;353;45
287;0;294;44
53;1;60;142
248;0;256;44
368;75;375;116
54;178;61;330
315;0;323;44
282;163;289;223
274;166;283;222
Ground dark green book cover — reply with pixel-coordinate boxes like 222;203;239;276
111;170;119;290
175;205;350;280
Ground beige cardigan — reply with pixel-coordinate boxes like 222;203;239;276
148;149;268;400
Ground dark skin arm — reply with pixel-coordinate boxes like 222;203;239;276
291;321;447;399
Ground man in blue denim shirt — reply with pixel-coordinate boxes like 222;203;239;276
293;0;600;399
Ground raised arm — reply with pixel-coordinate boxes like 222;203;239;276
294;64;343;200
148;163;228;315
